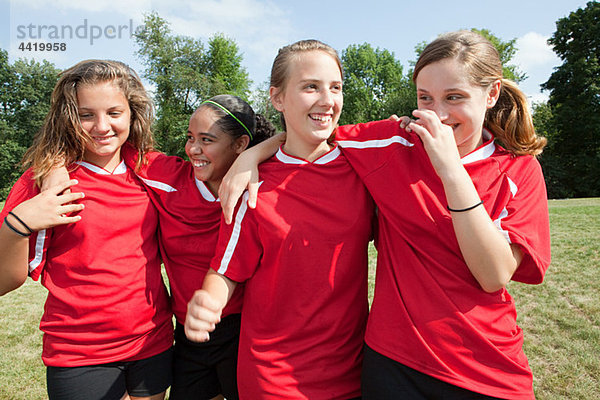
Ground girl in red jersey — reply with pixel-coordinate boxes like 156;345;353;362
0;60;173;400
185;40;374;400
218;31;551;400
119;94;275;400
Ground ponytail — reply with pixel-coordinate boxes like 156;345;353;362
250;114;277;148
486;79;547;156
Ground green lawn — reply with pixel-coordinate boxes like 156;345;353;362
1;198;599;399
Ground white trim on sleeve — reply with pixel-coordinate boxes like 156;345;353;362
493;177;519;244
218;191;250;274
29;229;46;273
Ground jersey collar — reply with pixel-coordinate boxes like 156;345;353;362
275;143;341;165
75;160;127;175
194;178;219;202
461;129;496;165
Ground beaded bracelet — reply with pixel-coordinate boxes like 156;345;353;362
447;200;483;213
3;216;31;237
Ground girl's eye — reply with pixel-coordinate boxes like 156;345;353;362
79;113;93;119
186;135;193;141
201;137;213;143
447;95;462;101
332;84;342;92
418;95;431;102
305;84;317;90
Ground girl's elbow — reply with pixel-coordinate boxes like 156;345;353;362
479;280;507;293
478;269;514;293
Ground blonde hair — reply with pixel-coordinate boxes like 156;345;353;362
270;39;343;131
22;60;155;182
413;30;546;156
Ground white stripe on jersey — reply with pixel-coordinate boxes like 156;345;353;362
139;177;177;193
29;229;46;273
75;160;127;174
493;177;519;244
218;191;251;274
337;136;414;149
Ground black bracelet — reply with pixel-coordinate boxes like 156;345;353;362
3;216;31;237
447;200;483;213
8;211;34;233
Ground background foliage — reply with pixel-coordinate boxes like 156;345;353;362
1;3;599;199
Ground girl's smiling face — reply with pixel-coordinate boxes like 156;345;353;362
78;80;131;171
185;107;247;196
270;50;343;161
415;57;500;155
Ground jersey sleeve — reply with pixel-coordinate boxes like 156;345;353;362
210;192;263;283
0;170;51;281
336;119;415;179
503;157;551;284
121;142;187;193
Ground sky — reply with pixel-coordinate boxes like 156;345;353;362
0;0;592;104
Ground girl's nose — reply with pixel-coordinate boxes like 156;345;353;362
431;104;449;122
94;115;111;133
320;89;335;107
189;140;203;155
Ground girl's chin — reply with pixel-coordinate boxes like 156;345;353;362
193;170;209;181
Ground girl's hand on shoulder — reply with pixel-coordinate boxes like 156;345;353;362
219;154;260;225
404;109;462;180
12;179;85;231
40;165;70;193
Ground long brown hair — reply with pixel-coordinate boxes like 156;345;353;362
22;59;155;182
413;30;546;156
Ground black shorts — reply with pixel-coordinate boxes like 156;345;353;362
362;345;503;399
169;313;241;400
46;347;173;400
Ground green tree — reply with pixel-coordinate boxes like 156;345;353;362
532;101;572;198
249;81;283;131
541;1;600;197
205;34;250;98
473;28;527;83
0;50;59;199
134;13;251;157
340;43;414;125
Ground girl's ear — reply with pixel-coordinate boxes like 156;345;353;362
487;79;502;109
270;86;284;112
234;135;250;154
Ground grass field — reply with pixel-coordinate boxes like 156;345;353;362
1;198;599;399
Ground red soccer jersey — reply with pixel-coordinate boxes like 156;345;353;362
211;145;374;400
336;120;551;399
121;146;243;324
0;161;173;367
